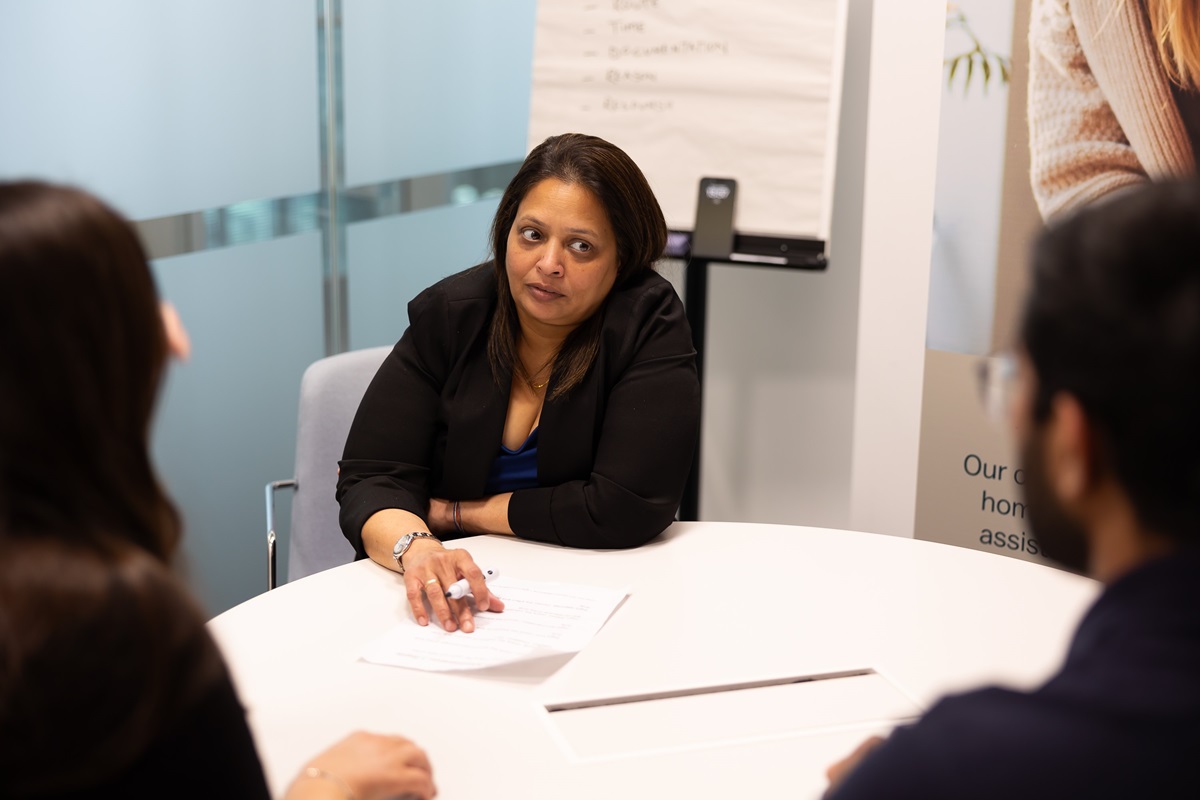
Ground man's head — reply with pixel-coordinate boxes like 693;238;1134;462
1016;180;1200;577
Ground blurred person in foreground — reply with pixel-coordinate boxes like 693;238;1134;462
826;179;1200;798
0;181;436;800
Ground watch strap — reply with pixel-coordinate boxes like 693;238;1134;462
392;531;439;575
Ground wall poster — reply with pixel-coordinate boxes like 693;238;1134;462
913;0;1046;564
916;0;1193;564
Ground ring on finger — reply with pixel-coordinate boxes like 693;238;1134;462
424;577;440;586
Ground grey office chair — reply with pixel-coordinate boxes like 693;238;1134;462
265;345;391;590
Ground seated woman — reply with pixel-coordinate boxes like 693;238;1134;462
0;181;435;800
337;133;701;633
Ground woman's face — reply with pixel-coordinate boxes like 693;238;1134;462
505;178;619;337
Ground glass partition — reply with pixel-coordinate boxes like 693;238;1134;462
0;0;537;614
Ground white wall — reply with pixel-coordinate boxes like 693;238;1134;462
697;0;944;539
849;0;944;537
695;0;872;528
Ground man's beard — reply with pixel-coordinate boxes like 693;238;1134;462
1021;432;1091;574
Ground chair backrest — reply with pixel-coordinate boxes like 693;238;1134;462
287;345;391;583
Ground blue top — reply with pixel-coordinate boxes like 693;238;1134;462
483;427;540;494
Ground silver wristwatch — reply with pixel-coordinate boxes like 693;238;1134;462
392;531;439;574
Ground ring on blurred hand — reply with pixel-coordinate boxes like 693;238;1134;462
424;577;440;586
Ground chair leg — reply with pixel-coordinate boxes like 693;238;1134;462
265;479;297;591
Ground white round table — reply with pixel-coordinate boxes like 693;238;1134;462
209;521;1098;799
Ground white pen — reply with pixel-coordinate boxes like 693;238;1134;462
444;567;499;600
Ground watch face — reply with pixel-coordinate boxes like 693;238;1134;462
393;534;412;559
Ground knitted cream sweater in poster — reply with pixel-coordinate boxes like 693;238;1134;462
1028;0;1194;219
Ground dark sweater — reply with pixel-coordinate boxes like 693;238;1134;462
828;546;1200;799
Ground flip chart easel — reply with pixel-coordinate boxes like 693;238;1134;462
673;221;828;520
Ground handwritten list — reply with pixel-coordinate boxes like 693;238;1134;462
530;0;847;239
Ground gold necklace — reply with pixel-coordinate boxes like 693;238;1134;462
520;345;555;392
524;359;553;391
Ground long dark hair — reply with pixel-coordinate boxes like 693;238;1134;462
0;534;226;794
487;133;668;399
0;181;180;561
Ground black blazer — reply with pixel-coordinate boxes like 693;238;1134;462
337;263;700;556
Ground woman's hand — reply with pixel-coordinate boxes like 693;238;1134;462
286;730;435;800
426;497;457;536
429;494;517;538
401;538;505;632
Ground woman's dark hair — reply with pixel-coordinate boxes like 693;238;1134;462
487;133;668;399
0;181;180;561
1021;179;1200;542
0;535;226;794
